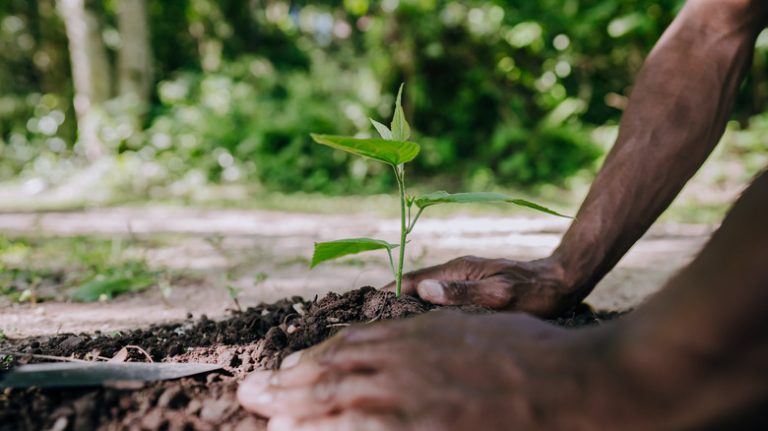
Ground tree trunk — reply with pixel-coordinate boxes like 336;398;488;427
57;0;111;160
117;0;152;108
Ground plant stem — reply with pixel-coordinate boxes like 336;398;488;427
406;207;424;234
386;248;396;280
394;165;408;297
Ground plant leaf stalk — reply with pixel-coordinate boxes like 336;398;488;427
394;164;407;297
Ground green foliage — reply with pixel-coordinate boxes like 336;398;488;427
0;235;157;303
2;0;767;195
390;84;411;142
371;119;393;140
310;135;420;166
312;238;398;268
414;191;570;217
310;84;568;295
145;54;395;194
69;276;154;302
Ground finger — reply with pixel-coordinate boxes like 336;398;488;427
279;322;402;370
268;411;404;431
416;277;513;309
381;261;456;295
242;372;399;418
274;340;400;387
337;318;409;344
382;256;509;295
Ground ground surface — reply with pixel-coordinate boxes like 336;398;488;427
1;287;623;431
0;206;714;338
0;205;717;430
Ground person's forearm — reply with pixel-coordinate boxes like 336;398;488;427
607;169;768;429
551;1;766;300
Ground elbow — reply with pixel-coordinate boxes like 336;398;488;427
683;0;768;35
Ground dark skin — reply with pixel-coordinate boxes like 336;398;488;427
385;0;768;317
239;1;768;429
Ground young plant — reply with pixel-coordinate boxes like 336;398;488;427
310;84;568;297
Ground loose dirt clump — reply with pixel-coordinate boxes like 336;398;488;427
0;287;626;431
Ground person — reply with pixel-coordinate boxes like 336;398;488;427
238;0;768;429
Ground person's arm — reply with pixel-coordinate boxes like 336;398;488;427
604;167;768;430
553;0;767;302
390;0;768;316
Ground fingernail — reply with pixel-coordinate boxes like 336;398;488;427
417;279;445;302
253;392;274;405
238;374;273;403
245;371;272;387
269;373;280;385
268;416;297;431
281;351;302;369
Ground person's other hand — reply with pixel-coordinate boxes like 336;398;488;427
382;256;571;316
238;310;621;430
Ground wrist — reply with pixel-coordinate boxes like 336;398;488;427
518;255;581;315
540;252;590;301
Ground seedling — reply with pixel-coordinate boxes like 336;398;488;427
310;84;569;296
227;284;242;312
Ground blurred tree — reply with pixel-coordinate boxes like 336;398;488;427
0;0;765;195
57;0;110;160
117;0;153;111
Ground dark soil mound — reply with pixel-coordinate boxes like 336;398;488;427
0;287;626;431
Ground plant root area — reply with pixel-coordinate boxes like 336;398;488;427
0;287;624;431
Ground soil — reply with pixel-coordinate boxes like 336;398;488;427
0;287;625;431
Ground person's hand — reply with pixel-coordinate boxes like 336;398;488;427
383;255;572;316
238;310;624;430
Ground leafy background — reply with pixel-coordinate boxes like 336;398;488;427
1;0;767;198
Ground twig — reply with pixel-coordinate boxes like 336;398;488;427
0;351;90;363
124;345;154;363
326;323;351;328
367;310;385;324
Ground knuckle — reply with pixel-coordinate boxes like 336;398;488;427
312;373;339;403
480;289;513;309
314;338;343;365
451;255;480;267
442;280;467;299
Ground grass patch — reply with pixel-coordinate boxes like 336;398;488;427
0;235;159;303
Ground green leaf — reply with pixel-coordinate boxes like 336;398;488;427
390;83;411;141
310;134;420;166
414;191;571;218
311;238;398;268
69;276;154;302
370;118;393;140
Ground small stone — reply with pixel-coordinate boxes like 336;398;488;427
199;398;236;422
185;399;202;414
49;416;68;431
206;373;221;384
218;350;235;367
140;408;165;429
291;303;306;316
59;335;84;351
234;416;263;431
157;387;189;409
